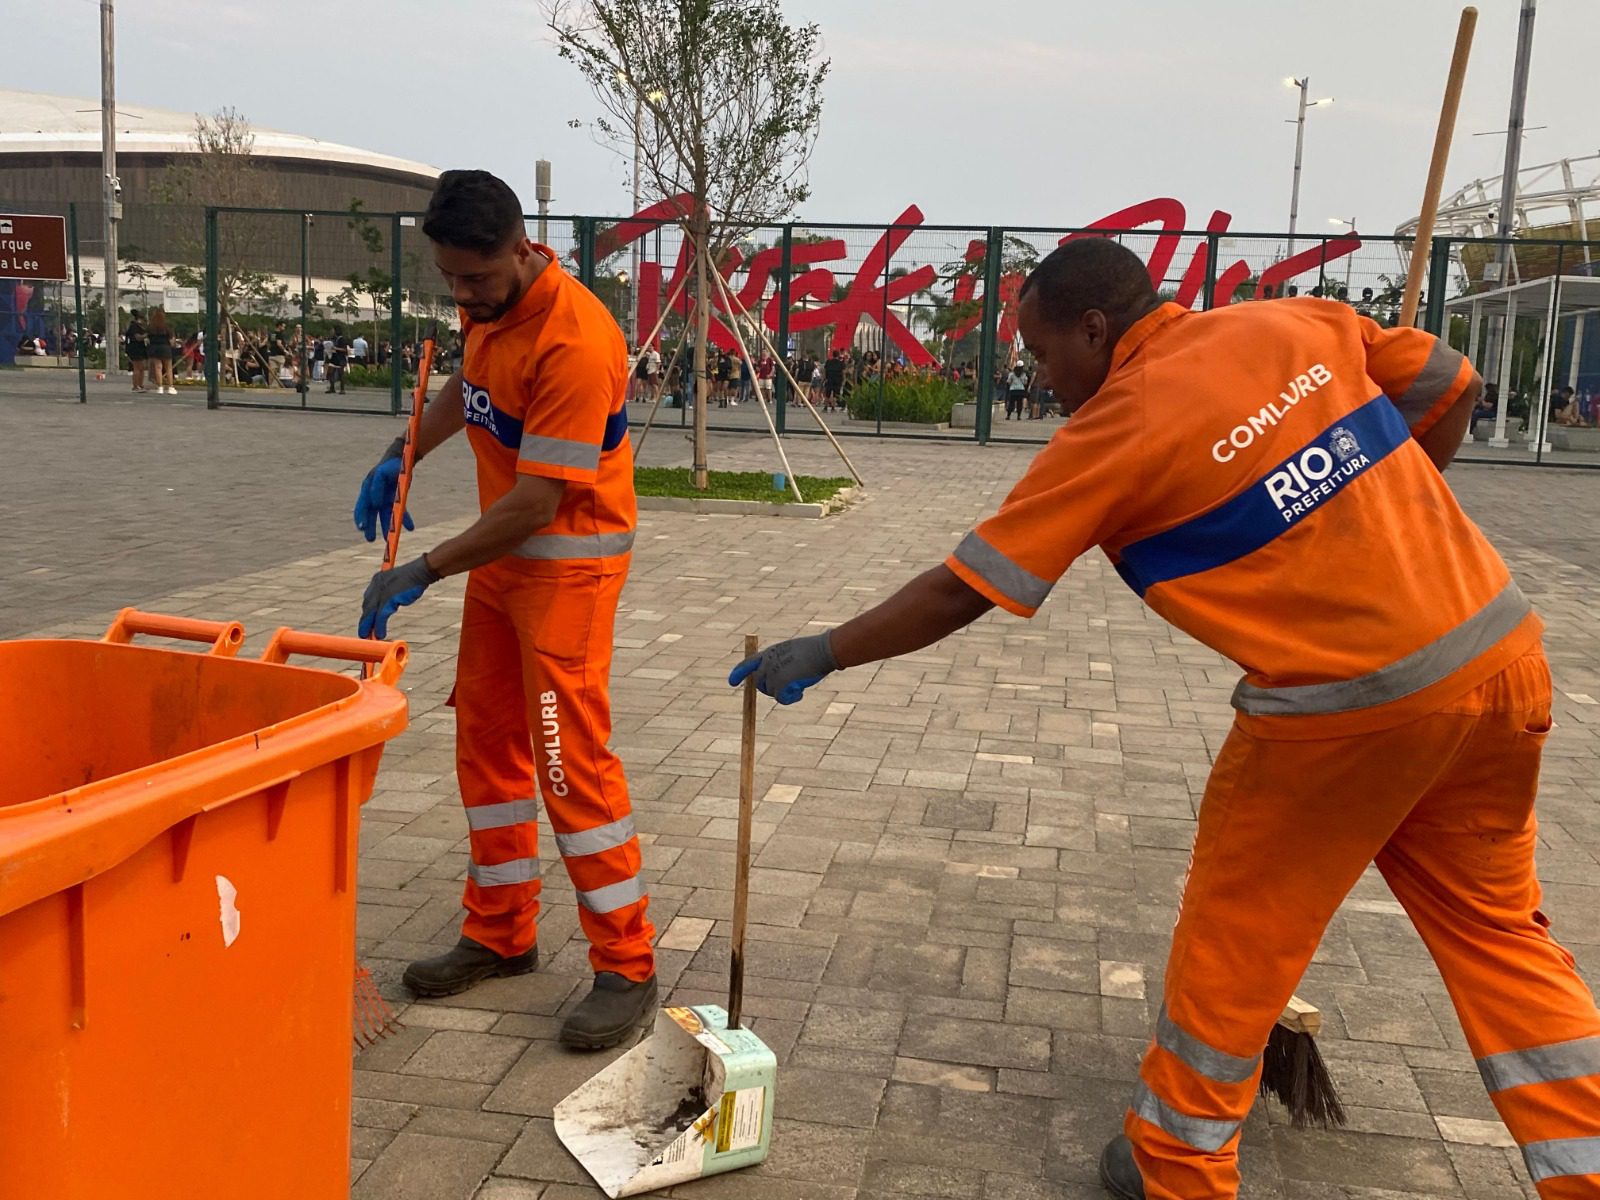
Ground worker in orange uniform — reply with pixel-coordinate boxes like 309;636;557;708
731;239;1600;1198
355;170;656;1049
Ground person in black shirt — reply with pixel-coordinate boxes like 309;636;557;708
326;324;350;394
268;323;291;388
822;350;845;412
125;310;149;392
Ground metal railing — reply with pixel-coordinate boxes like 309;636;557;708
31;200;1600;467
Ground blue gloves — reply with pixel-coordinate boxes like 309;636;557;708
355;436;415;543
728;632;839;704
360;554;440;639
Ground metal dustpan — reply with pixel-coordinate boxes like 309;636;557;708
555;636;777;1198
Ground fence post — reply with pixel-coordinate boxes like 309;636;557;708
775;225;792;435
578;217;597;288
205;207;219;409
974;227;1003;445
69;203;87;404
299;213;311;400
390;212;404;416
1203;232;1219;311
1424;237;1450;335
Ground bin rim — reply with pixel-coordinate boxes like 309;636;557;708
0;620;409;919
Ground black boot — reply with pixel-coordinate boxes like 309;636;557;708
559;972;658;1049
1098;1135;1145;1200
401;936;537;998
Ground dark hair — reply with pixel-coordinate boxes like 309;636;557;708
1019;238;1159;333
423;169;525;253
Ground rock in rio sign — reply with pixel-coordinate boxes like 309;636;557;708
587;196;1361;367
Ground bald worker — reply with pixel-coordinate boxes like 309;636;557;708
730;239;1600;1200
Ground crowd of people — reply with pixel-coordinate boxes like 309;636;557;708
112;318;466;394
623;340;1062;418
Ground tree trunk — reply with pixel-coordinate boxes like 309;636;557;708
692;208;711;491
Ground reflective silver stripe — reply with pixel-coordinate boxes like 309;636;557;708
520;432;600;471
514;531;636;560
468;857;542;887
577;874;646;914
951;531;1052;611
1233;580;1532;716
1394;339;1467;425
1128;1082;1240;1153
1524;1137;1600;1183
555;815;637;859
465;798;538;832
1478;1036;1600;1093
1156;1006;1260;1084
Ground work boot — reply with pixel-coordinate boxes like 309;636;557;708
401;936;537;998
1098;1135;1145;1200
559;972;658;1049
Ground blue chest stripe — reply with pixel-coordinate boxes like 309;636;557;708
1116;395;1410;598
601;407;629;452
461;377;523;450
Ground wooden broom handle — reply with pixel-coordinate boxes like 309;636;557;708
729;633;759;1028
1400;6;1477;328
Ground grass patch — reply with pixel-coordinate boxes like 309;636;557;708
635;467;853;504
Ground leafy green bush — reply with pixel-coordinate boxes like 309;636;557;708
343;363;416;390
844;375;966;424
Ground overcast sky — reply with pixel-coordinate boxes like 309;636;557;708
14;0;1591;237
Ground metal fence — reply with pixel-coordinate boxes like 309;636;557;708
28;200;1600;467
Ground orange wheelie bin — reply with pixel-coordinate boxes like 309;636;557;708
0;609;411;1200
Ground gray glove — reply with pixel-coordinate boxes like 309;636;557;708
728;632;838;705
359;554;440;639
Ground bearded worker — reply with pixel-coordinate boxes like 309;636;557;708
356;169;655;1049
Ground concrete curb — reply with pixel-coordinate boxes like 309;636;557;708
637;486;858;519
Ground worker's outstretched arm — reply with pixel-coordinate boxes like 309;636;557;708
729;565;994;704
414;371;467;460
359;473;564;638
353;371;467;542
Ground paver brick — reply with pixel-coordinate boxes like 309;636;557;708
10;389;1600;1199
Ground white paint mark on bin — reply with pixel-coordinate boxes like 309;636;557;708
216;875;241;947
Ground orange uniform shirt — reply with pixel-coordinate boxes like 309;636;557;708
945;299;1542;738
460;246;635;574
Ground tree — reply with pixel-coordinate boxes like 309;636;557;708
547;0;828;488
156;108;281;336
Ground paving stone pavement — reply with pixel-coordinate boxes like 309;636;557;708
5;382;1599;1199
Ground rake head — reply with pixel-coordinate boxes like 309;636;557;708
353;962;404;1049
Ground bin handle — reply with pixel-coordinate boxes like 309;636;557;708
102;608;245;657
260;627;408;685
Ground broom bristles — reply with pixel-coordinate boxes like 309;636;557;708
1259;1022;1347;1129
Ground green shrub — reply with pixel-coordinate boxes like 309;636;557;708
343;363;416;390
844;375;966;424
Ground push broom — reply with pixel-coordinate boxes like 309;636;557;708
352;327;439;1048
1257;6;1477;1128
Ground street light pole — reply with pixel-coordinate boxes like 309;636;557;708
1285;77;1333;258
100;0;120;378
1329;217;1358;297
1288;78;1309;256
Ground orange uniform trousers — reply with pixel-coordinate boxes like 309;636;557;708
1128;650;1600;1198
453;559;655;981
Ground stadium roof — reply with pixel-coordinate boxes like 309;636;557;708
0;89;440;181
